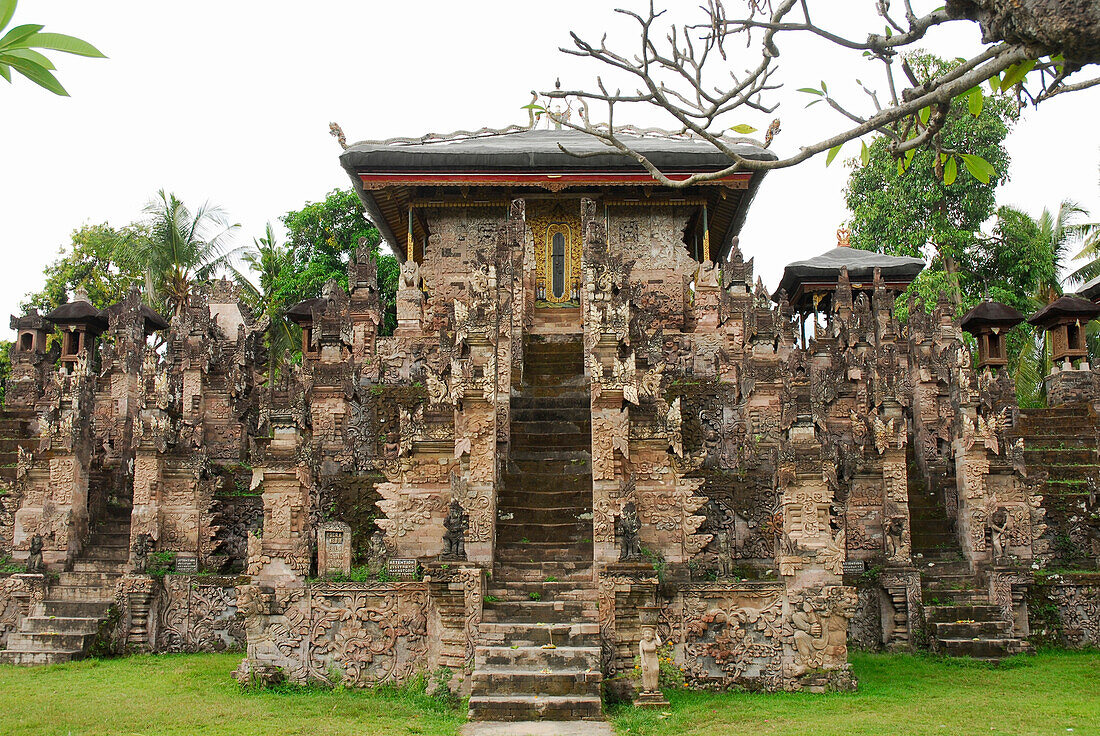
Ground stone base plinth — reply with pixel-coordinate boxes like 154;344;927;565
633;690;670;708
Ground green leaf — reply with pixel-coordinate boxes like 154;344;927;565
960;153;995;184
7;54;66;94
1000;59;1036;91
0;22;41;50
897;159;906;176
968;87;983;117
729;124;757;134
987;74;1000;93
820;80;828;94
2;47;53;70
0;0;17;34
825;143;842;167
918;106;930;125
904;148;915;166
520;103;546;111
0;62;10;82
804;99;822;108
943;156;958;185
860;141;869;166
797;87;823;95
20;32;105;58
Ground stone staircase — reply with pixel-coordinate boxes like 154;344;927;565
1017;403;1100;568
468;333;603;721
908;450;1026;660
0;505;131;665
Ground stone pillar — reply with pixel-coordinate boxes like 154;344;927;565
256;421;312;583
317;522;352;577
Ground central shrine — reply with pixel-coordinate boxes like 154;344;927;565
3;125;1095;724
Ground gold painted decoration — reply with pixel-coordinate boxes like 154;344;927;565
527;200;582;306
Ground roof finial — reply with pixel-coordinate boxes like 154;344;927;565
837;226;851;247
329;122;347;150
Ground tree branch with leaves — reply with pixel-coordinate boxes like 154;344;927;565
536;0;1097;185
0;0;104;97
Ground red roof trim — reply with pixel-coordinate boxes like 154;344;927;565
358;171;752;187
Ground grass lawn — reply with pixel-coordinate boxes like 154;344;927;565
0;650;1097;736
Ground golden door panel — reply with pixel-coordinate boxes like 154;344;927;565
528;201;581;306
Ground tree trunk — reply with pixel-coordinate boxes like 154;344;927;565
946;0;1100;64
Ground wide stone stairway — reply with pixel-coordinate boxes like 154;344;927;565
468;333;603;721
0;504;131;665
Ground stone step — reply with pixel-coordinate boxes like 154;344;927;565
1023;448;1095;464
1043;464;1100;481
58;571;123;587
0;437;34;453
915;558;971;575
0;649;83;666
494;562;594;581
7;630;97;652
508;448;589;464
42;600;111;618
487;581;598;600
471;668;601;697
74;549;130;565
482;601;594;623
468;694;603;721
510;420;591;435
72;559;128;573
925;604;1003;624
510;394;589;410
43;585;117;602
933;620;1014;638
22;616;101;634
475;645;601;670
938;637;1026;660
497;522;592;544
497;507;591;525
496;541;593;561
512;435;591;451
524;360;586;375
1019;435;1096;448
478;622;599;648
1020;405;1092;419
502;469;593;485
511;407;591;423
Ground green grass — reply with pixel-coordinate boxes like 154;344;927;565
0;653;464;736
610;650;1100;736
0;650;1098;735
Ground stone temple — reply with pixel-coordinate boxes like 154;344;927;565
2;127;1100;722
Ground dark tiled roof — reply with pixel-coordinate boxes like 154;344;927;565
44;300;108;330
773;247;925;300
1075;274;1100;302
959;301;1026;334
101;302;169;333
1028;295;1100;326
340;129;777;172
286;297;327;326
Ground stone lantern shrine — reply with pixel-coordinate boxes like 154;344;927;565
1028;295;1100;369
43;289;108;370
959;301;1025;370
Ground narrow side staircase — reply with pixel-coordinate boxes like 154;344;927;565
468;334;603;721
0;505;131;665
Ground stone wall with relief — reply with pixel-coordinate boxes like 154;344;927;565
1028;575;1100;649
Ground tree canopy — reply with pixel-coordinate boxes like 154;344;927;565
22;222;146;314
279;188;399;335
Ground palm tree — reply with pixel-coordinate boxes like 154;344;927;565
227;222;299;384
120;190;239;315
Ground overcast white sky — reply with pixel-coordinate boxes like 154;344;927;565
1;1;1097;336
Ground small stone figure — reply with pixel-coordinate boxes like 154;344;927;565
639;626;662;693
365;530;389;576
884;517;905;560
442;499;468;560
26;533;44;573
617;502;642;561
132;533;152;574
990;507;1009;559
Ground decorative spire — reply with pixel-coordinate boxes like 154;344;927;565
836;226;851;247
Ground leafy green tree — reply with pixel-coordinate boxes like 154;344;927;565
22;223;146;314
0;0;104;96
119;190;238;316
846;54;1016;309
279;188;399;335
227;223;300;384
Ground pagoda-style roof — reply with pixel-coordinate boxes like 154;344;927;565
960;301;1025;335
44;298;108;332
286;297;327;327
339;128;777;262
101;301;170;335
1076;273;1100;302
1028;295;1100;327
10;309;49;332
773;246;925;308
